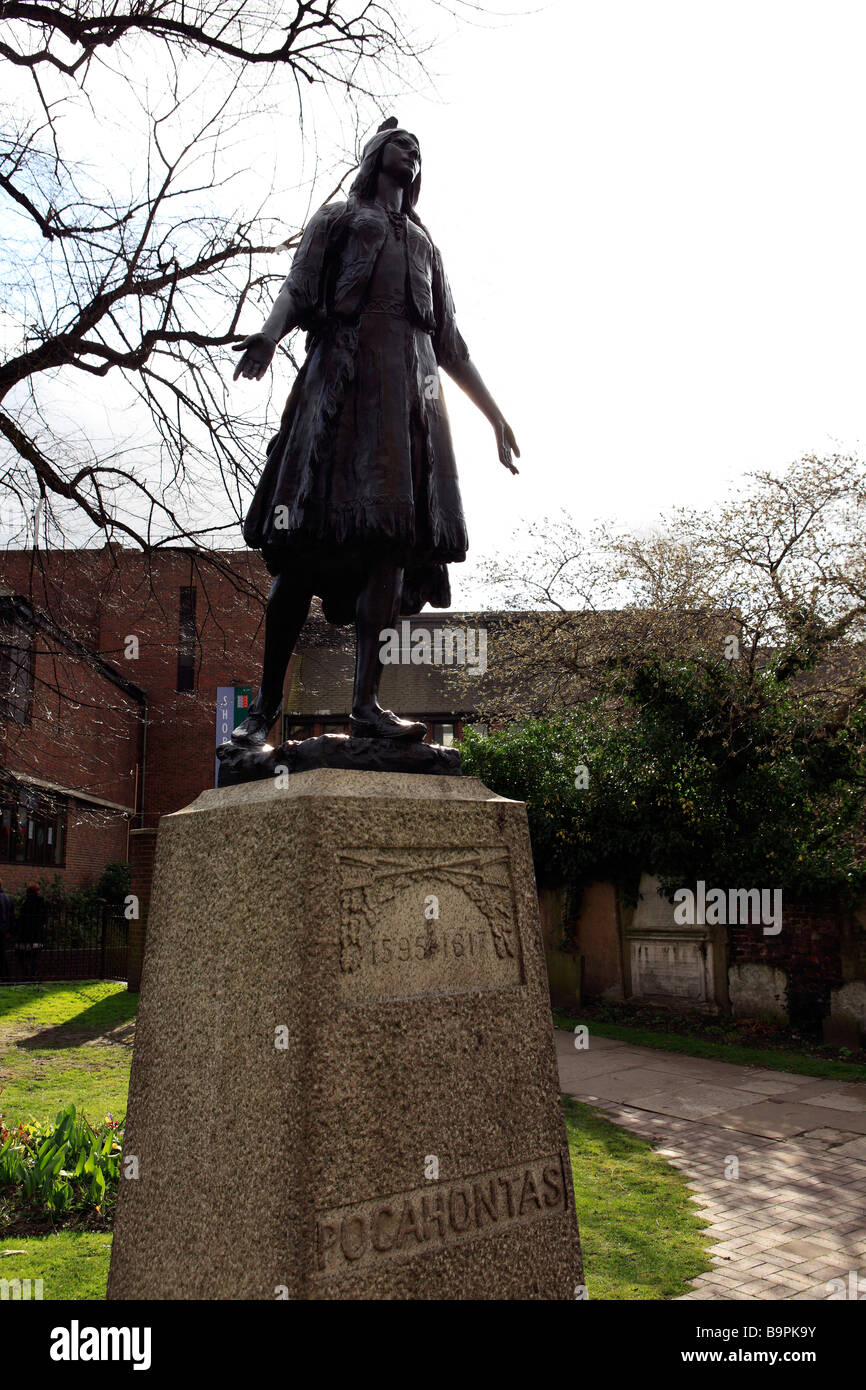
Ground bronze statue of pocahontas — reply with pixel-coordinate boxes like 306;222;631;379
229;118;518;750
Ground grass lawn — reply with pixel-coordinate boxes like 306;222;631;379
1;980;711;1300
554;1010;866;1083
0;981;136;1126
563;1096;710;1299
0;1232;113;1300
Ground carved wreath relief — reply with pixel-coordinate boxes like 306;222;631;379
336;847;523;1000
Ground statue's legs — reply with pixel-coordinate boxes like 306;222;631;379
233;560;427;747
232;573;312;746
350;558;427;742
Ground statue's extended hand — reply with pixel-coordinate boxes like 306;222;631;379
495;417;520;475
232;333;276;382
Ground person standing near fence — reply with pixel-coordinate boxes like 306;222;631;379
17;883;46;980
0;879;13;980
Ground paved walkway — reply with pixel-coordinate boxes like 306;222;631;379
556;1030;866;1300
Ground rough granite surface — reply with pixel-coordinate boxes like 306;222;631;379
107;770;583;1300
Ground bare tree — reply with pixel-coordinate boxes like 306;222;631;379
0;2;435;89
603;453;866;675
461;453;866;721
0;0;465;560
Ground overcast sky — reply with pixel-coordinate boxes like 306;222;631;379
6;0;866;608
385;0;866;603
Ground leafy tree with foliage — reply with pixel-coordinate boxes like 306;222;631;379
461;654;866;902
463;453;866;722
457;453;866;903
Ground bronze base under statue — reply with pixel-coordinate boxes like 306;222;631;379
216;733;461;786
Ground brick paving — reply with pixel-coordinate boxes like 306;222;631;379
556;1030;866;1300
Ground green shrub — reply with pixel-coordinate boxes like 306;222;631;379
0;1102;123;1228
91;862;131;907
461;655;866;902
12;862;131;914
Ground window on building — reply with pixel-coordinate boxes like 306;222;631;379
0;783;66;866
176;586;197;693
0;613;33;724
430;722;455;747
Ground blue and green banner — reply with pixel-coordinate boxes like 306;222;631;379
215;685;252;785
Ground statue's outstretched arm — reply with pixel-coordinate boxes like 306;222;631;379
444;356;520;474
232;282;301;383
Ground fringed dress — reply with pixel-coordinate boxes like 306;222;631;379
243;198;470;625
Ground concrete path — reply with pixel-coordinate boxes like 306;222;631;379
556;1029;866;1300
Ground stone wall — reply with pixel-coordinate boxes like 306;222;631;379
537;881;624;1009
728;963;789;1020
537;875;866;1041
727;898;848;1032
624;874;728;1011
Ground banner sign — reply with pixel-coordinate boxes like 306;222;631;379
215;685;251;785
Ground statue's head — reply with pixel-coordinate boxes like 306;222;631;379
350;118;422;212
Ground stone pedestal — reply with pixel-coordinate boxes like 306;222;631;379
108;770;582;1300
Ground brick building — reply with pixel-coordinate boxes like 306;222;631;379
0;549;261;882
0;580;144;894
0;548;493;946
